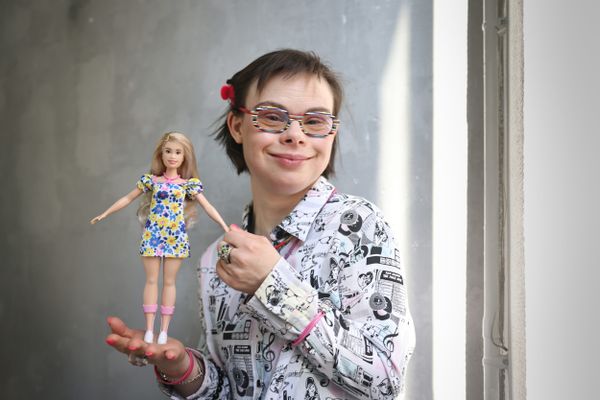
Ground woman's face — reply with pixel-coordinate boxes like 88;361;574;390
228;73;336;197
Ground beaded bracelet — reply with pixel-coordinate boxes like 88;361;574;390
210;368;224;400
154;348;203;386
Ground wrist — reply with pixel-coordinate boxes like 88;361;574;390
155;348;204;386
160;351;191;378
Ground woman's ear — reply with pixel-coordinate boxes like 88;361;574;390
227;112;243;144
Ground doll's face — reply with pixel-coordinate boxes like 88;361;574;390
162;141;185;170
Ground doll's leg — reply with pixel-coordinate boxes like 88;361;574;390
141;256;161;342
158;257;183;343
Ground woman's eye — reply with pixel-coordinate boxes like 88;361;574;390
305;116;327;126
264;113;285;122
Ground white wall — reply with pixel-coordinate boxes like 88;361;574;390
524;1;600;399
432;1;468;399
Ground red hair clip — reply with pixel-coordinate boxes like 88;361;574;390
220;84;235;105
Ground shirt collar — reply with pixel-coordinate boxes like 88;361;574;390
241;176;336;243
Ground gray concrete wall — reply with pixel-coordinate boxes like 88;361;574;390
524;1;600;399
466;1;484;398
0;1;432;398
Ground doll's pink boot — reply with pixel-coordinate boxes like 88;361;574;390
157;305;175;345
143;304;158;343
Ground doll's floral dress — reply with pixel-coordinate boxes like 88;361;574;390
136;174;203;258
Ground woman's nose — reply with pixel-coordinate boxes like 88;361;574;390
280;119;305;144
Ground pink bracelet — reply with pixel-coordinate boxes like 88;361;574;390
291;311;325;347
154;348;195;385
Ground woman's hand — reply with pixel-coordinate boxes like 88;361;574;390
105;316;190;378
90;213;107;224
216;225;281;295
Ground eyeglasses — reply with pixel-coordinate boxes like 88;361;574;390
237;105;340;138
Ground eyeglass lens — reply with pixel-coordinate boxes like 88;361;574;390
255;108;333;136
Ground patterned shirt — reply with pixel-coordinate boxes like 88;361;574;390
161;177;415;399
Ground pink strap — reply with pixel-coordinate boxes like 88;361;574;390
282;238;302;260
143;304;158;313
161;305;175;315
291;311;325;347
284;190;336;348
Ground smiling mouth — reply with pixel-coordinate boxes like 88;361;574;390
269;153;313;168
270;153;311;161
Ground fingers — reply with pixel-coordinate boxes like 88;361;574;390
216;241;233;265
216;260;233;285
216;259;232;275
219;224;255;260
105;332;146;355
217;259;243;290
145;341;185;363
107;316;136;338
104;317;188;372
223;223;259;246
105;316;146;355
222;230;244;248
136;338;189;374
106;334;185;371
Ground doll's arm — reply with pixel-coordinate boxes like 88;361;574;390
90;188;143;224
194;193;229;232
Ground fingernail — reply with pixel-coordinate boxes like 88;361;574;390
165;353;175;360
128;345;137;351
145;351;154;357
106;338;115;345
231;224;239;229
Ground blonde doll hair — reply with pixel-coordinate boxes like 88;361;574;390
137;132;200;228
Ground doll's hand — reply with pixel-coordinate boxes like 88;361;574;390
216;225;281;295
90;214;106;224
105;316;190;377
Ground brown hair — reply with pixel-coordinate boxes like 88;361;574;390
214;49;343;177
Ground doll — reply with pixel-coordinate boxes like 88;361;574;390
91;132;228;344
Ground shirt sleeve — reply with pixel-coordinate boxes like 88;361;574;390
185;178;204;199
136;174;153;193
242;202;415;399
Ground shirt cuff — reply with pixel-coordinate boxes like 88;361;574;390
241;257;319;340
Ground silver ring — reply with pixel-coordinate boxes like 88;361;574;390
128;352;148;367
217;243;232;264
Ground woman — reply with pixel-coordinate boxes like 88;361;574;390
106;49;415;399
